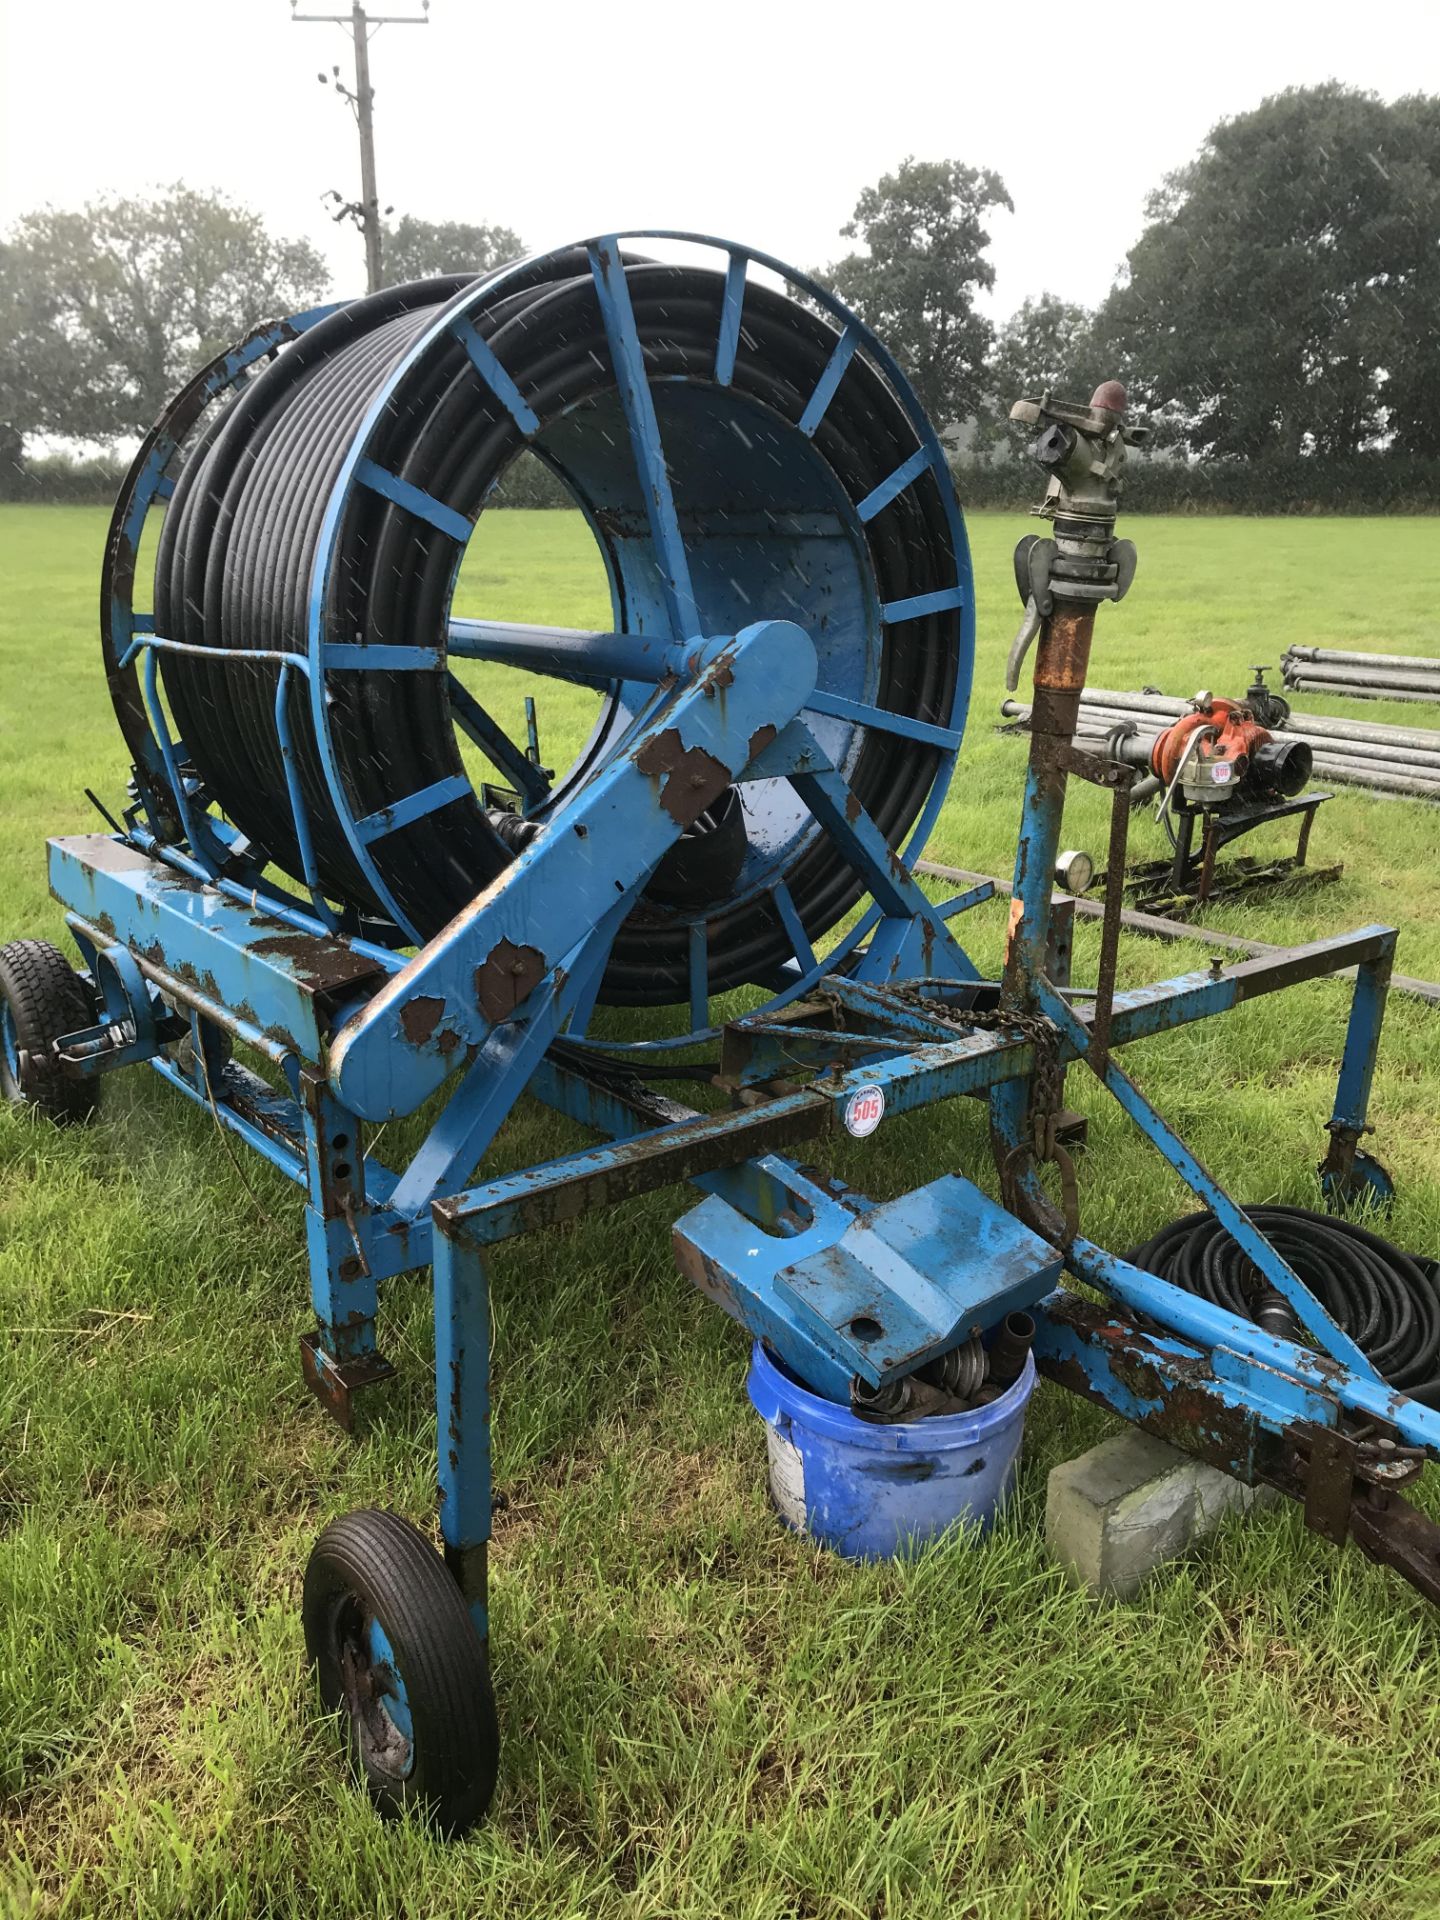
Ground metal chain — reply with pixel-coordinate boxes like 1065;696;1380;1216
876;983;1080;1240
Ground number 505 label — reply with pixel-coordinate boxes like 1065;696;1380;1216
843;1084;886;1138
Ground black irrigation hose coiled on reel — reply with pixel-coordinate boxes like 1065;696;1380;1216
1130;1205;1440;1404
151;253;962;1005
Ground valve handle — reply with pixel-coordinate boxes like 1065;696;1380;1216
1005;598;1043;693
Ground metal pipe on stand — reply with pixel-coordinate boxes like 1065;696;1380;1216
994;381;1146;1232
1282;709;1440;754
1303;759;1440;799
1076;688;1440;756
1286;666;1440;696
1058;713;1440;782
1286;677;1440;707
1287;647;1440;674
1283;643;1440;705
1000;687;1440;800
999;383;1142;1003
1078;687;1188;721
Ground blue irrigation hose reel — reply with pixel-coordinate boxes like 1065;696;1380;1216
100;235;974;1039
3;231;1433;1838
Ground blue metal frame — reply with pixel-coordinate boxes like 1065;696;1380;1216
415;924;1419;1630
40;791;1420;1636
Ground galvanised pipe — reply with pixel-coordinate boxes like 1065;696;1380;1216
1287;646;1440;674
1281;709;1440;753
1285;664;1440;695
1287;677;1440;707
1049;711;1440;799
1080;687;1187;718
1288;738;1440;773
1303;758;1440;798
1067;715;1440;775
1052;695;1440;768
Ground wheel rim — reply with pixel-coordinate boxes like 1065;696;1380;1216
331;1595;416;1782
1;999;20;1086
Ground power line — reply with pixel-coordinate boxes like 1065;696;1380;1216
290;0;430;294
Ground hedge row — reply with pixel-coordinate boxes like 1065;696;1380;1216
951;450;1440;515
9;447;1439;515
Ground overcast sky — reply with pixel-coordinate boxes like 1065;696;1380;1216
2;0;1437;319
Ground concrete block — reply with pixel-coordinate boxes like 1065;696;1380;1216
1046;1428;1279;1599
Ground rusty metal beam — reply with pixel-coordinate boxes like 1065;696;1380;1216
917;859;1440;1008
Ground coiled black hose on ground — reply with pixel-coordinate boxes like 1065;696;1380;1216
1130;1206;1440;1403
149;253;962;1004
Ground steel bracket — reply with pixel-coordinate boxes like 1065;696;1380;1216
299;1332;398;1433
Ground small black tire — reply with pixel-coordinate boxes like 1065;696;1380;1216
303;1508;499;1835
0;939;99;1125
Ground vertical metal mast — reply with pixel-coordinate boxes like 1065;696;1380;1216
290;0;430;294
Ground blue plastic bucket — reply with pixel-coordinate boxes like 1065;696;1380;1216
746;1341;1037;1560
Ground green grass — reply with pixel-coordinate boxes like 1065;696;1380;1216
3;505;1440;1919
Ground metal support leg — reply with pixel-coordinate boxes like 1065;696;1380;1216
1321;947;1396;1211
1197;813;1219;904
299;1073;395;1428
1168;806;1194;893
1035;978;1382;1379
432;1222;491;1640
1040;896;1087;1151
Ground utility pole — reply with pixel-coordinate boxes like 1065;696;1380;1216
290;0;430;294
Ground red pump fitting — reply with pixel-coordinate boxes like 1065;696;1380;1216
1147;695;1312;805
1149;697;1268;785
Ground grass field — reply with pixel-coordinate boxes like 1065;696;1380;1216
3;504;1440;1919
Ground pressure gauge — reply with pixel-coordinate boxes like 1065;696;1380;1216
1054;848;1095;895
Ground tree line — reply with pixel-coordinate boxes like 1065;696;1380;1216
3;82;1436;510
819;83;1438;484
0;194;519;488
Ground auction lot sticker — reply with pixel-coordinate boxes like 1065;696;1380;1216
843;1084;886;1138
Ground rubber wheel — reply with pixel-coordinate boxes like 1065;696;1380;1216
303;1508;499;1835
0;939;98;1125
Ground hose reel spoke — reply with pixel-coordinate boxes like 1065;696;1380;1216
771;880;817;976
855;446;933;524
805;689;963;753
586;236;699;642
798;325;860;438
354;458;474;545
882;586;967;625
687;922;709;1034
451;315;540;438
714;252;747;387
352;776;473;846
445;675;549;806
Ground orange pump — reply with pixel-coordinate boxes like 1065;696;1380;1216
1150;696;1275;784
1145;694;1311;806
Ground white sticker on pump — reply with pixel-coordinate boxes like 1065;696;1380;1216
766;1424;807;1530
843;1084;886;1138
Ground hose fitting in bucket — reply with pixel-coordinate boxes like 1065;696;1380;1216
747;1342;1037;1560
